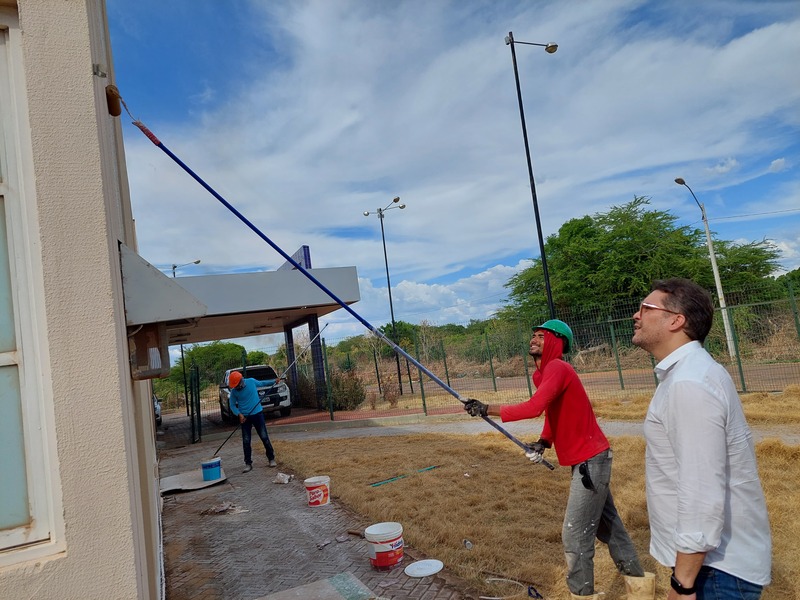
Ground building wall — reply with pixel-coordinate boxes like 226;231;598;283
0;1;158;598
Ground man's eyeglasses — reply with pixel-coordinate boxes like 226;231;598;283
639;301;681;315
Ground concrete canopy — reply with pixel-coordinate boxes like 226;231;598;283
170;268;360;344
120;244;360;345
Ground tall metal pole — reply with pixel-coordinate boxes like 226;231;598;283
506;32;557;320
378;210;404;394
365;198;406;395
172;259;201;415
675;179;736;359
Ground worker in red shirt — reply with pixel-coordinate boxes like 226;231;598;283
465;320;653;600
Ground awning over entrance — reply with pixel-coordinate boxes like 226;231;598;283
119;243;360;345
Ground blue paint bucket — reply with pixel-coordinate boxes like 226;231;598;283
201;457;222;481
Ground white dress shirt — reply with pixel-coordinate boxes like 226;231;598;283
644;341;771;585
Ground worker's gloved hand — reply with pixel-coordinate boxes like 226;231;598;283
525;440;547;463
464;398;488;418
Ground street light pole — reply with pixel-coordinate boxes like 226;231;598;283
172;259;201;415
505;32;558;320
675;178;736;359
364;197;406;395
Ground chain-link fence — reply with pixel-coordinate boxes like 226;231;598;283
161;281;800;427
318;281;800;418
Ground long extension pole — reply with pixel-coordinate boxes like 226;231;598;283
132;120;550;466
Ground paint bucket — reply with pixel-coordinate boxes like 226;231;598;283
201;457;222;481
303;475;331;507
364;522;404;569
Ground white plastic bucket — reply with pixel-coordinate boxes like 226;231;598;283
201;457;221;481
364;522;404;569
304;475;330;506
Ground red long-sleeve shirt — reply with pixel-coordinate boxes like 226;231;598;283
499;331;608;466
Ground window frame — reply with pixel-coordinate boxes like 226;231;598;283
0;9;64;565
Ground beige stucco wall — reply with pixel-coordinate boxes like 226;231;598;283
0;1;159;598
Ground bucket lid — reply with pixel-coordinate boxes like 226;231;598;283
364;522;402;536
404;559;443;578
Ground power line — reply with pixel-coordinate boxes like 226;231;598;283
708;208;800;222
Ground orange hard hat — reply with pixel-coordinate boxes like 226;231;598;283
228;371;243;388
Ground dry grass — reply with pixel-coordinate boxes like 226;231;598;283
275;433;798;599
590;385;800;425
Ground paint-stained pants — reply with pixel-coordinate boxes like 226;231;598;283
241;411;275;465
563;449;643;595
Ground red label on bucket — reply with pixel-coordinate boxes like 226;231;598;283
368;533;404;568
304;476;330;507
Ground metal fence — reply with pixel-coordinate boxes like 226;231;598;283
163;281;800;429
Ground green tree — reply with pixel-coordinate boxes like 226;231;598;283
498;197;781;323
246;350;270;366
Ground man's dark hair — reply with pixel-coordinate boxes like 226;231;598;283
651;278;714;342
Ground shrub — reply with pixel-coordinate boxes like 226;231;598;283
330;370;366;411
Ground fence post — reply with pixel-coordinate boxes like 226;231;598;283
729;307;747;393
788;281;800;341
405;357;415;394
414;331;427;415
650;355;658;388
440;339;451;387
322;339;334;420
485;331;497;392
608;317;625;390
190;361;201;443
372;348;383;395
522;333;532;396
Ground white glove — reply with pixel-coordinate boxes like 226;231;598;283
525;449;544;463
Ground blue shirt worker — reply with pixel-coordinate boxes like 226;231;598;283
228;370;279;473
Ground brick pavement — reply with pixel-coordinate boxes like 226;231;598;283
159;435;478;599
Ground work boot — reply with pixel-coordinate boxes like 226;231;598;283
624;572;655;600
269;459;277;467
242;464;253;473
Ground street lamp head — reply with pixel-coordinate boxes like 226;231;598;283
363;211;370;217
545;43;558;53
674;177;686;186
392;196;401;203
398;204;406;209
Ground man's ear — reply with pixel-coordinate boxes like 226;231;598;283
667;313;687;334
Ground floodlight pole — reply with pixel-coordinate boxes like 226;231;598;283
505;32;558;320
364;197;406;395
675;178;735;359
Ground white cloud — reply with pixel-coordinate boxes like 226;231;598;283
114;0;800;338
769;158;787;173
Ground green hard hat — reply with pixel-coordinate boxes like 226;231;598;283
534;319;574;353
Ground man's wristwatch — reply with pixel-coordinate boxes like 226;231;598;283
670;571;697;595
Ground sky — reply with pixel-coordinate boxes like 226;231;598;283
106;0;800;347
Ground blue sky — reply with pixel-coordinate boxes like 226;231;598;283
107;0;800;342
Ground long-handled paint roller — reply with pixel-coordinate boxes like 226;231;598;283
211;323;329;458
110;89;553;470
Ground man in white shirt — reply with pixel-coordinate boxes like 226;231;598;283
632;278;771;599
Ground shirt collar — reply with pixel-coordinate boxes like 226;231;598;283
654;340;703;381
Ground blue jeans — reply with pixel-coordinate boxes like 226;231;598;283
696;567;763;600
241;411;275;465
563;449;643;595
